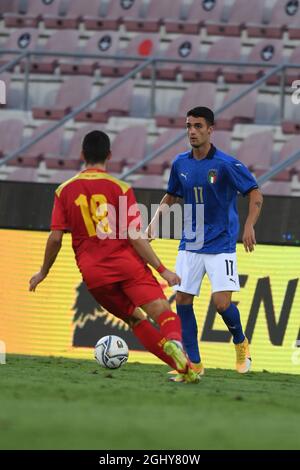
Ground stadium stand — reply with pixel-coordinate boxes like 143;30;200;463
0;0;299;197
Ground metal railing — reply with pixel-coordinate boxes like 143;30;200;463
0;48;300;185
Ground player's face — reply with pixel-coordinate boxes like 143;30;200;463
186;116;212;148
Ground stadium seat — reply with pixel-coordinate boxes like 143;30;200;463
122;0;174;33
7;123;64;167
282;100;300;135
248;0;300;39
216;86;257;130
199;37;241;83
170;0;226;35
0;119;24;160
160;0;185;34
6;167;39;182
285;46;300;86
108;125;147;173
236;131;274;173
227;0;266;35
143;129;187;175
32;76;93;120
59;125;97;170
75;79;133;123
28;30;79;74
101;33;159;78
48;169;80;183
0;73;11;104
239;39;284;85
145;35;201;81
43;0;100;29
277;135;300;177
133;174;165;189
0;29;39;68
84;0;143;31
211;130;232;154
261;181;291;195
4;0;63;28
204;0;243;37
60;32;119;76
0;0;19;17
155;82;216;128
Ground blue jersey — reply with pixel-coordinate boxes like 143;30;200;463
167;144;258;254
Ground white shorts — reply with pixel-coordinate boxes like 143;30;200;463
173;251;240;296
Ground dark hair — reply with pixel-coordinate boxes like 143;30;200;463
187;107;215;126
82;130;111;164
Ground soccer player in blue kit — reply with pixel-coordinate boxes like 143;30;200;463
147;107;263;381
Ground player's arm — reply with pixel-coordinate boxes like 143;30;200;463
128;234;180;287
146;193;179;240
29;230;64;291
242;188;263;253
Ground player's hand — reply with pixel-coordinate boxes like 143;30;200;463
242;223;256;252
160;269;181;287
29;270;47;292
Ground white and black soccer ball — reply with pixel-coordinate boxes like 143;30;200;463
94;335;129;369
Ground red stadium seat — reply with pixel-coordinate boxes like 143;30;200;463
75;80;133;123
133;174;165;189
32;76;93;120
122;0;174;33
143;129;187;175
211;131;232;154
277;135;300;175
199;37;241;83
59;125;98;170
28;30;79;74
173;0;226;35
48;169;80;183
84;0;143;31
236;131;274;173
6;167;39;182
216;86;257;130
145;35;201;81
0;119;24;160
0;29;39;68
44;0;100;29
60;32;119;76
248;0;300;39
156;82;216;128
0;0;19;17
7;123;64;167
4;0;62;28
108;125;147;173
161;0;185;34
239;39;283;85
261;181;291;195
101;33;159;78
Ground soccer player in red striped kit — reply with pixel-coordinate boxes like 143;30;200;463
29;130;199;383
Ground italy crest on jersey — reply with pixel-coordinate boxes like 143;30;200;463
208;169;218;184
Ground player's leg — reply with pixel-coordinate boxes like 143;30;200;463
174;251;205;370
125;308;179;370
89;285;185;372
205;253;251;373
122;269;200;382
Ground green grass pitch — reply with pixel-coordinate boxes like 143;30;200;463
0;355;300;450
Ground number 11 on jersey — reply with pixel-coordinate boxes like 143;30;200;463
194;186;204;204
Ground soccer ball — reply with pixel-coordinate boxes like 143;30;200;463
94;335;129;369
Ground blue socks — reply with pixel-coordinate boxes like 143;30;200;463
219;303;245;344
176;304;201;363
